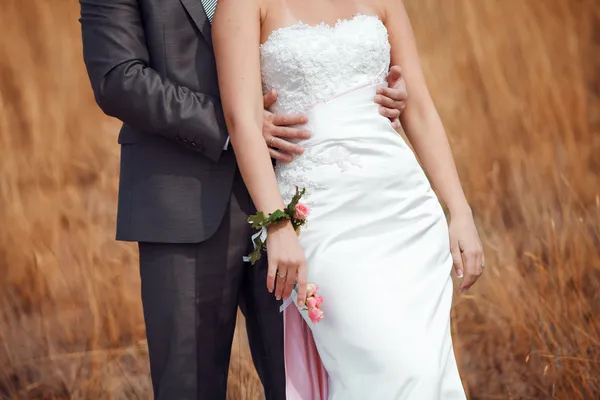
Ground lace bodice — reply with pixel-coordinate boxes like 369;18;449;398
260;14;391;115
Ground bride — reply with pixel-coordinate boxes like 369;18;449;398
213;0;484;398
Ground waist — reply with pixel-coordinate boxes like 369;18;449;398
276;83;406;158
274;83;415;197
281;83;398;148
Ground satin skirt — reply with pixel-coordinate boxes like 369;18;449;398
276;83;466;400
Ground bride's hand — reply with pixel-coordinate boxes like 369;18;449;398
449;210;484;293
266;221;308;307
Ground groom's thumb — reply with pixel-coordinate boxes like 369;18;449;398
263;89;277;109
387;65;402;85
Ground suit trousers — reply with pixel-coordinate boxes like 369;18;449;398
138;170;286;400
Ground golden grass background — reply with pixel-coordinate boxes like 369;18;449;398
1;0;599;398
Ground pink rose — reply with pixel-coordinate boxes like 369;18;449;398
308;306;324;323
314;295;323;308
306;297;318;309
306;283;318;298
294;203;310;220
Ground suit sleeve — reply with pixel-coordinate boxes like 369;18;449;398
79;0;228;161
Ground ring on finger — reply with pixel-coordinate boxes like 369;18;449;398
277;271;286;279
269;137;276;148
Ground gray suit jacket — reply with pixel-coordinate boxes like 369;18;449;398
80;0;237;243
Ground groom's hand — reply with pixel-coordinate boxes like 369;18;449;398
263;89;311;163
375;65;408;130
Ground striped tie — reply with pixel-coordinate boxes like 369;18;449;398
200;0;218;23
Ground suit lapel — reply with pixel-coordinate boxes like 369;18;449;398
179;0;213;49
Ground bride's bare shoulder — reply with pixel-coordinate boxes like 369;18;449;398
366;0;408;21
360;0;394;21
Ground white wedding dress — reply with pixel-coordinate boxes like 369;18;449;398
260;14;466;399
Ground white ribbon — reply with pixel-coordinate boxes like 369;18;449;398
242;226;268;263
280;290;296;312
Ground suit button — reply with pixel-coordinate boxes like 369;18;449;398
183;139;189;144
191;142;197;148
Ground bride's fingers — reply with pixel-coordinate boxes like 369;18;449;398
296;263;308;308
282;269;296;300
274;269;286;301
476;251;484;276
266;260;277;293
450;243;464;279
459;243;479;293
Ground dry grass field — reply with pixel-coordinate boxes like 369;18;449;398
1;0;599;399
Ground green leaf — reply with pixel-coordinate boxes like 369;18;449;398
247;247;263;265
246;235;266;265
248;211;267;229
265;209;290;225
285;187;306;216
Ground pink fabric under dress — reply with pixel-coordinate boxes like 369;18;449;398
284;306;329;399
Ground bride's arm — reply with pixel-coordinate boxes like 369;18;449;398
212;0;307;305
383;0;484;292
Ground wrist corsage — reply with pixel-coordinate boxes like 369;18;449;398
244;187;310;265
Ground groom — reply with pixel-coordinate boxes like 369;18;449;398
79;1;407;399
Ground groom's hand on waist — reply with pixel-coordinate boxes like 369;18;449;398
375;65;408;130
262;89;311;163
260;66;406;162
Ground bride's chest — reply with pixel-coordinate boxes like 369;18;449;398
260;15;391;81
